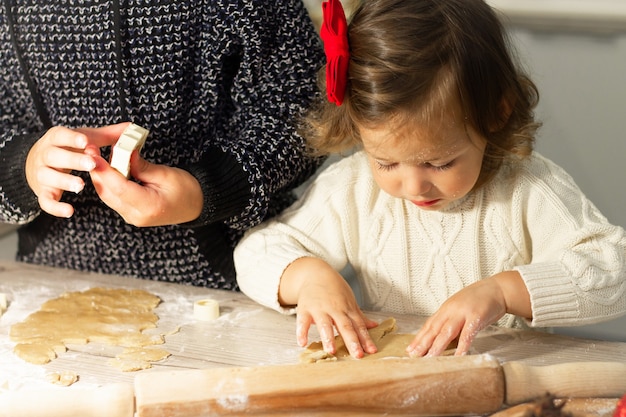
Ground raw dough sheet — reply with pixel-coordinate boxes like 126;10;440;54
10;288;166;368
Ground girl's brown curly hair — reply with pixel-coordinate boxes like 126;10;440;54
300;0;541;189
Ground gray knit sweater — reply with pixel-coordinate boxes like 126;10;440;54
0;0;325;289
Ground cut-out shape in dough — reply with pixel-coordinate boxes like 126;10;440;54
299;317;457;363
9;287;167;369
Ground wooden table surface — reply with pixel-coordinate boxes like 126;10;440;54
1;260;625;409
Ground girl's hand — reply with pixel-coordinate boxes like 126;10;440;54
86;148;203;227
25;124;127;218
280;257;379;359
407;271;530;357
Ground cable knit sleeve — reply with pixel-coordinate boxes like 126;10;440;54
186;0;325;230
235;154;365;313
511;154;626;327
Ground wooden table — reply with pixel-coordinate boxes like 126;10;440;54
0;260;310;389
0;260;625;416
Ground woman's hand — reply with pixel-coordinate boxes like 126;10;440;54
86;140;203;227
25;124;127;218
279;257;379;359
407;271;531;357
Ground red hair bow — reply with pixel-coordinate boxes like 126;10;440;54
321;0;349;106
615;394;626;417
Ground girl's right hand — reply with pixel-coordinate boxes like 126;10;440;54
279;257;379;359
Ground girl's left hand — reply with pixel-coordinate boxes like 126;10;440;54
406;271;529;357
86;147;204;227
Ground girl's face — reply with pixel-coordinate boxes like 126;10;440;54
360;113;487;211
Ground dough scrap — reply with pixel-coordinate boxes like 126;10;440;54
47;371;78;386
109;347;171;372
10;287;168;369
299;317;457;363
115;346;171;362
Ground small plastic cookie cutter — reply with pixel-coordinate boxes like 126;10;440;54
110;123;149;178
194;299;220;321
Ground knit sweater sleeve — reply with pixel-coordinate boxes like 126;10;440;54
509;154;626;327
0;130;42;223
183;0;324;229
234;154;365;314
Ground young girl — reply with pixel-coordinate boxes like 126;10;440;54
234;0;626;359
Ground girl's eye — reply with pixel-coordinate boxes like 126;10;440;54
375;161;397;171
427;161;454;171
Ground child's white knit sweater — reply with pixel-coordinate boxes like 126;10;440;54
235;150;626;328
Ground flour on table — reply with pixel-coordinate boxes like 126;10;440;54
9;287;169;370
300;317;456;363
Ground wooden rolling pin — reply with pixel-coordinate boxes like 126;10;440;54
1;357;623;416
491;398;620;417
134;356;626;417
503;361;626;404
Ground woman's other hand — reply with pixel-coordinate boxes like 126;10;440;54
86;145;203;227
25;124;126;218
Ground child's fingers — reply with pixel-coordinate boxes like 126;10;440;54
298;311;338;355
426;324;460;356
455;317;486;356
352;315;378;355
454;337;472;356
364;316;379;329
407;319;439;357
317;319;337;355
333;316;366;359
295;313;314;348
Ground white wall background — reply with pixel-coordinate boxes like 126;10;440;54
495;5;626;342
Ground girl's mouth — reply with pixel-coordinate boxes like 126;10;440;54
411;199;441;207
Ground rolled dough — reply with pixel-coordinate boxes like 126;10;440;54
9;287;169;370
299;317;457;363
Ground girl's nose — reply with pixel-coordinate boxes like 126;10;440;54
403;166;432;197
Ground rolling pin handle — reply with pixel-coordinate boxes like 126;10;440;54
503;361;626;405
